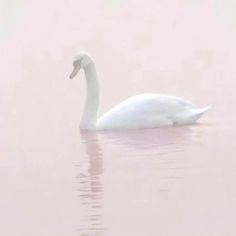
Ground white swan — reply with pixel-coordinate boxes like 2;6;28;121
69;52;211;130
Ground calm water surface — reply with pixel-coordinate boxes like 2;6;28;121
1;0;236;236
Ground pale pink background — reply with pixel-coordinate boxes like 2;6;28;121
0;1;236;236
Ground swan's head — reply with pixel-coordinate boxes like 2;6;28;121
69;52;93;79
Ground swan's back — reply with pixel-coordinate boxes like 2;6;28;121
97;94;195;130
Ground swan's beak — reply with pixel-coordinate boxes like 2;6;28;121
69;65;81;79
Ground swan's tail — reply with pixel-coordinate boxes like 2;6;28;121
189;105;212;123
193;105;212;116
174;105;212;125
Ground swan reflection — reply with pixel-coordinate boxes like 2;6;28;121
77;126;200;235
77;132;105;235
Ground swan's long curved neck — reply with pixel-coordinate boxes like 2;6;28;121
80;62;99;130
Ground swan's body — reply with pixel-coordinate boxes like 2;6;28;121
97;94;210;130
70;52;211;130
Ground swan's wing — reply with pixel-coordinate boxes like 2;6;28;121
109;94;193;115
97;94;193;130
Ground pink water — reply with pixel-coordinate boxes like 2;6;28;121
1;0;236;235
